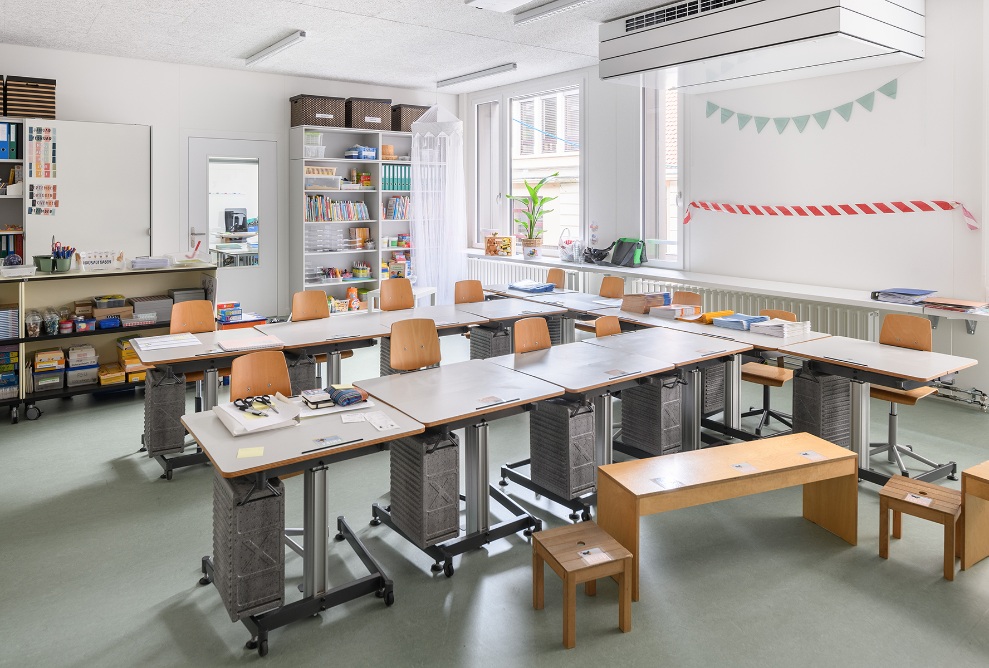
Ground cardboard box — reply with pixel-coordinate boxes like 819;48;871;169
34;348;65;371
93;305;134;322
74;300;94;317
621;293;672;314
98;363;126;385
127;371;147;383
485;234;515;257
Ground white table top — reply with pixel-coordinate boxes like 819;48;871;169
484;284;578;298
583;327;752;367
182;403;424;477
487;342;674;394
354;359;564;428
522;292;619;312
455;298;567;321
255;314;390;347
373;304;488;330
780;336;978;382
132;329;284;366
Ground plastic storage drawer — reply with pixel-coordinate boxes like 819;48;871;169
33;370;64;392
66;365;99;388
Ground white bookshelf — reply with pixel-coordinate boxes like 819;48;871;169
290;126;415;305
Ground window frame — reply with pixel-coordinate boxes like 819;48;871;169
640;87;687;270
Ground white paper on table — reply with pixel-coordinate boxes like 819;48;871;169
579;547;610;566
341;413;366;424
132;332;200;351
213;394;301;436
364;411;399;432
287;397;375;419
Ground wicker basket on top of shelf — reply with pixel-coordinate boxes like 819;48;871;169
391;105;429;132
345;98;392;130
290;95;345;128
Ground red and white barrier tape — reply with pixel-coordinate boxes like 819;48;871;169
684;200;979;230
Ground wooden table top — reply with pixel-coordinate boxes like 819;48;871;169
598;433;855;498
255;314;390;347
582;327;752;367
373;304;489;330
132;329;284;366
354;359;563;428
454;298;567;321
181;402;424;477
779;336;977;382
487;342;674;394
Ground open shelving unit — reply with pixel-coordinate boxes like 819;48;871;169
289;126;414;305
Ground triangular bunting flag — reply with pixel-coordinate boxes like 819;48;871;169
834;103;854;122
706;101;719;118
856;92;875;112
720;108;735;124
774;117;790;134
793;115;810;133
737;113;752;130
754;117;770;133
878;79;898;99
813;110;831;129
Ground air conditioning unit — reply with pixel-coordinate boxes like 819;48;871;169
599;0;924;92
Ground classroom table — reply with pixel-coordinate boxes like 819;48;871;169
582;328;752;453
373;304;488;333
354;359;563;575
255;313;391;384
484;284;578;298
520;292;619;343
780;336;978;485
133;329;286;478
596;433;858;601
182;402;424;657
488;342;674;518
454;297;567;323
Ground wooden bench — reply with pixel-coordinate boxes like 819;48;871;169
532;522;632;649
597;432;858;601
962;461;989;570
879;475;962;580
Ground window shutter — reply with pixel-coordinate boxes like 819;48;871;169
541;96;558;154
564;93;579;152
520;100;534;156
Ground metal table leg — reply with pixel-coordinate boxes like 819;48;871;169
465;422;490;534
303;467;329;596
724;354;741;431
593;393;614;467
561;317;576;344
202;368;220;411
850;380;871;472
682;369;702;451
329;352;342;385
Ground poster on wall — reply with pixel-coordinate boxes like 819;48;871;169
27;125;58;216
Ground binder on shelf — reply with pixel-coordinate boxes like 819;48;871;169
8;124;16;160
0;123;8;160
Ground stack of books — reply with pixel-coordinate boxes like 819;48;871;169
749;319;812;338
649;305;699;319
871;288;936;305
713;314;770;331
508;279;555;293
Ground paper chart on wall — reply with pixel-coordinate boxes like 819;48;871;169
27;125;58;216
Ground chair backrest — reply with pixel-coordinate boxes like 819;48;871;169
170;300;216;335
594;315;622;338
390;319;441;371
229;351;292;401
514;317;552;353
454;280;484;304
879;314;932;352
672;291;702;307
599;276;625;299
291;290;329;322
380;278;414;311
546;268;565;289
759;308;797;322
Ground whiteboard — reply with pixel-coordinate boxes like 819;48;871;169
24;120;151;259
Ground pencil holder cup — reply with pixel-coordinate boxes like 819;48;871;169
55;258;72;272
34;255;54;273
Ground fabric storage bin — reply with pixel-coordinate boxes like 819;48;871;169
530;399;596;499
469;326;512;360
144;368;187;456
345;98;392;130
33;369;64;392
792;368;852;448
621;379;682;455
4;76;56;118
290;94;345;128
389;431;460;549
391;104;429;132
285;352;319;395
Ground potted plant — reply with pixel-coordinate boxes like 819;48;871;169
508;172;558;260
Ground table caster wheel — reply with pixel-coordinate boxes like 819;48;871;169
258;640;268;657
369;517;381;527
568;512;580;521
198;576;211;586
498;479;508;487
443;561;454;578
246;639;258;650
161;470;173;481
581;510;592;522
25;405;41;420
523;528;534;537
334;533;345;542
385;590;395;606
431;562;444;573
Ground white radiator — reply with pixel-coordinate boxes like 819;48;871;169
467;257;878;340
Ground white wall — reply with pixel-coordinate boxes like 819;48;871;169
0;42;457;313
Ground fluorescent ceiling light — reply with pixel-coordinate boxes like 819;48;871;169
515;0;598;25
437;63;517;88
463;0;530;10
246;30;306;66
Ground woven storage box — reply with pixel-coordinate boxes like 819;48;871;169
379;336;439;376
4;76;56;118
701;362;726;416
212;472;285;622
389;432;460;549
546;315;563;346
391;104;429;132
530;399;596;499
345;98;392;130
792;368;852;448
285;352;319;395
144;368;187;457
290;94;345;128
621;380;683;455
470;326;512;360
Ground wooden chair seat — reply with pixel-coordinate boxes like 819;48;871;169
870;384;936;406
573;321;596;333
311;350;353;365
740;362;793;387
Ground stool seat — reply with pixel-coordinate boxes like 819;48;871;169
740;362;793;388
532;522;632;649
870;384;936;406
879;475;962;580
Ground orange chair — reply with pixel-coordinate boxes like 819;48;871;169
290;291;353;385
389;319;442;372
546;268;566;289
230;350;292;401
454;280;485;304
170;300;228;412
672;291;702;307
594;316;622;338
869;315;940;476
380;278;415;311
575;277;625;334
515;317;552;354
740;309;796;435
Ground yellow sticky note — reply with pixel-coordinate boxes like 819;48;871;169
237;447;264;459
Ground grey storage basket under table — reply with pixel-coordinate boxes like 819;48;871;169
389;432;460;549
792;368;852;448
529;399;596;500
621;379;683;456
144;368;187;457
285;352;319;395
469;326;512;360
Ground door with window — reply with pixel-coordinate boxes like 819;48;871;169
187;138;278;315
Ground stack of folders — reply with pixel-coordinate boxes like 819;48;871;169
131;256;170;270
713;314;770;331
508;279;555;293
871;288;936;305
749;318;812;338
649;305;699;319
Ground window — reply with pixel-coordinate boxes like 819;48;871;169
510;87;580;247
642;87;681;267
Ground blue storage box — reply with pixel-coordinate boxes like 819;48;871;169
98;316;121;329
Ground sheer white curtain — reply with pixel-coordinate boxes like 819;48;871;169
411;106;467;305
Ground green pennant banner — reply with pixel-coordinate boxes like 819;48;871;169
705;79;897;135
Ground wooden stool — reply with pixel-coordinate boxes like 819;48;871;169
532;522;632;649
962;461;989;570
879;475;962;580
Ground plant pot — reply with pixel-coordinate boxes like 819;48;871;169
520;238;542;261
34;255;54;273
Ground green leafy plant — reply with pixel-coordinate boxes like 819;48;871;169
507;172;558;239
